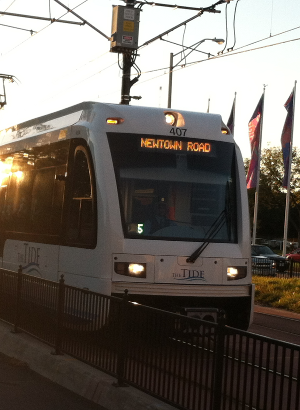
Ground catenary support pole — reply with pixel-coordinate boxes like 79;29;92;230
167;53;173;108
120;52;132;105
120;0;134;105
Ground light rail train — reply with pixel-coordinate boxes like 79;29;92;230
0;102;253;329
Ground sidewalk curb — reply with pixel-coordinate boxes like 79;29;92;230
0;321;175;410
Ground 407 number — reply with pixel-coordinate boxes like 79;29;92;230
170;127;187;137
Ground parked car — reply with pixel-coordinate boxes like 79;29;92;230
251;254;275;275
251;245;287;273
286;248;300;262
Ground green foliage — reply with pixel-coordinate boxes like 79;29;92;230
253;275;300;313
245;146;300;240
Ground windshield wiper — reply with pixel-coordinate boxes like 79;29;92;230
186;209;227;264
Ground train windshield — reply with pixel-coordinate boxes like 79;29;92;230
108;133;237;242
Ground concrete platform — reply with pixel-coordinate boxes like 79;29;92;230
0;320;176;410
0;305;297;409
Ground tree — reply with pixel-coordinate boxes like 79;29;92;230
245;146;300;243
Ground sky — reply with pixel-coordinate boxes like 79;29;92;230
0;0;300;159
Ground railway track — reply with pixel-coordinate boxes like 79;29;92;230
249;306;300;345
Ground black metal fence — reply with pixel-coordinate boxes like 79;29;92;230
252;257;300;278
0;267;299;410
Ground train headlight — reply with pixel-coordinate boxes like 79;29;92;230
227;267;238;278
128;263;145;275
165;112;176;126
227;266;247;281
164;111;185;127
114;262;146;278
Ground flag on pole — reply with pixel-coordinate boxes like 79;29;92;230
227;93;236;136
281;90;295;188
246;94;264;189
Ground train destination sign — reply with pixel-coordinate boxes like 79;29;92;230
140;138;213;154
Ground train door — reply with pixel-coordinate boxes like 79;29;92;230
58;139;98;289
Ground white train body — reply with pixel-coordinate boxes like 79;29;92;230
0;102;253;328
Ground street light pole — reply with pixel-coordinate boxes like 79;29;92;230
167;37;224;108
167;53;174;109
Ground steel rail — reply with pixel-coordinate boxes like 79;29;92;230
171;336;299;383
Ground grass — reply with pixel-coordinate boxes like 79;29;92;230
253;275;300;314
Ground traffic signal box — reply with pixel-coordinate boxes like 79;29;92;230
110;6;140;53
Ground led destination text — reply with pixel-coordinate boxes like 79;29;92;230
141;138;211;153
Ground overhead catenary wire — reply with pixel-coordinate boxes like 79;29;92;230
50;50;111;83
1;0;299;105
134;35;300;85
160;37;213;57
227;0;240;51
53;0;111;40
232;24;300;52
47;21;300;101
0;22;36;34
0;0;17;18
1;0;89;56
44;33;300;103
0;10;84;25
134;0;228;11
219;1;228;54
139;30;300;77
138;0;227;49
180;24;187;67
0;0;227;85
39;60;118;103
34;0;237;89
86;33;300;101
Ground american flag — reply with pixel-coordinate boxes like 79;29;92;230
246;94;264;189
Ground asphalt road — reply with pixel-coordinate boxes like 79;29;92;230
248;306;300;345
0;352;106;410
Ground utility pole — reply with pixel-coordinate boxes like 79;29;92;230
120;50;133;106
167;53;173;109
121;0;133;105
109;0;230;105
110;1;141;105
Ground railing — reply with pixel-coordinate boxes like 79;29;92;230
252;257;300;278
0;267;299;410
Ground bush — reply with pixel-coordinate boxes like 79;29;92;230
253;276;300;314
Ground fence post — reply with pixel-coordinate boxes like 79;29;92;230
114;289;129;387
212;310;226;410
289;259;294;278
12;265;23;333
53;274;65;355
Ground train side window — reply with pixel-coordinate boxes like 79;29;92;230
0;155;33;233
31;168;55;234
65;147;96;247
0;140;69;242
